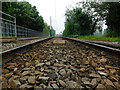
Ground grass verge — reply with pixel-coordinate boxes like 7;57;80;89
69;35;120;41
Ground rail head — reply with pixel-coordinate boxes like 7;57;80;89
63;37;120;54
0;37;52;55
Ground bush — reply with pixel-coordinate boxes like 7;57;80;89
68;35;80;38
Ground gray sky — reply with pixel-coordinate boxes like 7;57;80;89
25;0;82;34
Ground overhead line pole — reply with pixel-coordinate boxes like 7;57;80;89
50;16;52;37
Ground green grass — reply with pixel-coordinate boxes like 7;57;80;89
69;35;120;41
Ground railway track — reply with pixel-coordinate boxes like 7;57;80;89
85;40;120;49
1;37;120;89
1;37;52;64
63;37;120;58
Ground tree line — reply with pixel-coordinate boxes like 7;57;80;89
63;2;120;37
43;23;56;37
2;2;51;35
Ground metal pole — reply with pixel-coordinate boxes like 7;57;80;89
0;1;2;90
14;17;17;39
50;16;52;37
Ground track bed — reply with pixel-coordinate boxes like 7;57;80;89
1;38;120;89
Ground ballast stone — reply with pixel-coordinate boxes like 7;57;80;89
53;40;66;44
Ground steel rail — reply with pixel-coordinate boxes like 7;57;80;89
85;40;120;49
63;37;120;55
1;37;52;65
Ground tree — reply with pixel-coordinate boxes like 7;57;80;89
78;2;120;37
77;2;108;34
43;23;50;34
2;2;44;32
106;2;120;37
63;7;92;36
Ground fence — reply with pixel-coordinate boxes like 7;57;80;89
0;11;49;38
0;20;49;38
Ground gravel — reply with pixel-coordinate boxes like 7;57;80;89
1;38;120;89
0;38;42;52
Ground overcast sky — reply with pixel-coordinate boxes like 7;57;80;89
25;0;82;34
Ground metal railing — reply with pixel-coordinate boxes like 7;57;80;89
0;11;48;38
0;20;48;38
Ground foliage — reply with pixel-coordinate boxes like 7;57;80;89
43;23;50;34
68;35;80;38
43;23;56;36
77;2;120;37
63;2;120;37
2;2;44;32
77;2;108;34
106;2;120;37
63;7;92;36
78;35;120;41
51;29;56;37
